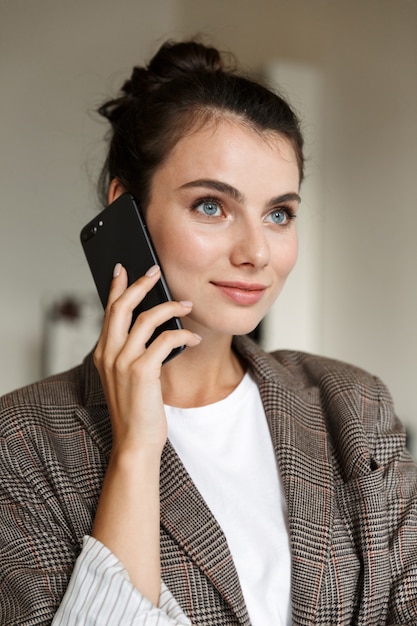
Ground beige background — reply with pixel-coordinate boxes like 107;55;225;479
1;0;417;448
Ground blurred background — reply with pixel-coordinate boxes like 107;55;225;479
1;0;417;452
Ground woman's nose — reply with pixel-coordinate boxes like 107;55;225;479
230;220;270;269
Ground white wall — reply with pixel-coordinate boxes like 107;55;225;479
1;0;417;450
262;61;324;356
0;0;182;389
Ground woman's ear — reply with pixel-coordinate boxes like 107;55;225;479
107;178;127;205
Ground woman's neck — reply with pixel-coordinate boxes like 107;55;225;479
161;332;245;408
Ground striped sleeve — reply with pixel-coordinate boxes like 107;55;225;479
52;536;192;625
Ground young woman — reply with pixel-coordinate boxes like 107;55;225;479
1;40;416;626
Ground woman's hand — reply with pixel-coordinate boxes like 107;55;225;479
94;262;201;454
91;263;201;605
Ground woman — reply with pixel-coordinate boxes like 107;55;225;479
1;40;416;626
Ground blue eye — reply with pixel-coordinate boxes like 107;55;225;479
194;199;222;216
268;210;288;224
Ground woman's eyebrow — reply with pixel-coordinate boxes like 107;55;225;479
267;192;301;207
178;179;245;202
178;179;301;207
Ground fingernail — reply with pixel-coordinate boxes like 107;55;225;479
179;300;193;307
193;333;202;342
113;263;122;277
146;264;160;277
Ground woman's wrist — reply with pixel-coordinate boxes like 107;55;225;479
109;436;165;471
92;442;162;605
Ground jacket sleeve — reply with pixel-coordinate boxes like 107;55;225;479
0;420;80;624
0;403;191;625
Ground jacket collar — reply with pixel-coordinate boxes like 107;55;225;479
159;440;250;623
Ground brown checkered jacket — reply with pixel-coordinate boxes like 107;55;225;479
1;335;416;625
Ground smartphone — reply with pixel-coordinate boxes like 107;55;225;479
80;192;185;363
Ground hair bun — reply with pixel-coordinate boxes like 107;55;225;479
99;40;230;123
149;40;224;78
127;40;227;98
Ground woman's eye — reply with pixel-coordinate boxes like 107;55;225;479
193;199;222;217
266;209;289;225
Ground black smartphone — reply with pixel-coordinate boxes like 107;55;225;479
80;192;185;363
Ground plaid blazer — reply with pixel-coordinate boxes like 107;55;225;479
0;335;416;625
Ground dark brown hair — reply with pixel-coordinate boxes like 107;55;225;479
97;40;304;208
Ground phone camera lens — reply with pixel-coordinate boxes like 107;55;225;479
81;225;98;242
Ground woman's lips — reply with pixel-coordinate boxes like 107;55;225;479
211;281;267;305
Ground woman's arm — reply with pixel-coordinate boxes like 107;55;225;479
91;263;200;605
92;443;162;604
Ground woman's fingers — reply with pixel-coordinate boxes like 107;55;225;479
96;264;163;362
104;264;162;340
108;299;197;373
95;263;199;374
131;328;201;377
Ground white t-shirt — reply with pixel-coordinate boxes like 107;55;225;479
165;372;292;626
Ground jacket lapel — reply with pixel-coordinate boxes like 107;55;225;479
261;378;334;622
159;440;250;624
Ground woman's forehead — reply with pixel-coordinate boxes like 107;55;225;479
149;118;300;200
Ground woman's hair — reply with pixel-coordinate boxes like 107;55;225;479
97;39;304;208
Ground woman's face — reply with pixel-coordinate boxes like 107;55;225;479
145;119;300;338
